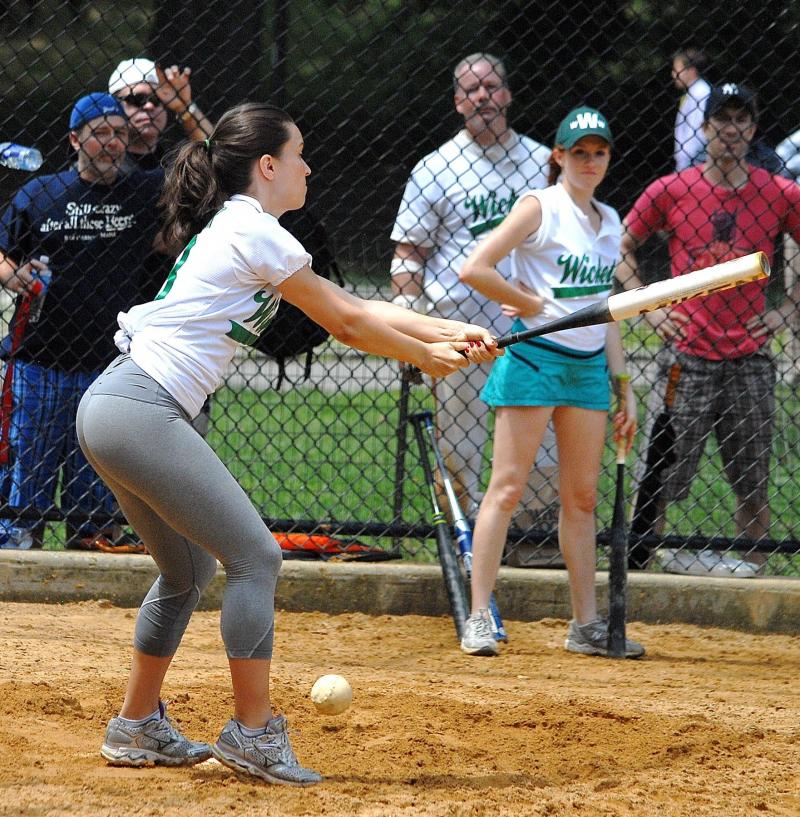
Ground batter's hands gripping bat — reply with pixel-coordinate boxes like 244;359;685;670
413;411;508;642
496;253;770;348
628;362;682;569
607;374;630;659
411;414;470;640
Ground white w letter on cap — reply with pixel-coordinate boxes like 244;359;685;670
571;112;603;130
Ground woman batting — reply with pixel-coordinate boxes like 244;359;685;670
76;102;500;785
457;106;644;659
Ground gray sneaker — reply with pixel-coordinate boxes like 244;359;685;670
212;715;322;786
656;547;760;578
101;701;212;766
565;618;645;659
460;610;499;656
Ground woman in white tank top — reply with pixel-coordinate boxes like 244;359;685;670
457;107;644;659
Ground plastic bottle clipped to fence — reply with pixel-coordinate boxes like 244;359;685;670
0;142;43;171
28;256;51;324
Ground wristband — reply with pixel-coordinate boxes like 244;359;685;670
178;102;200;123
390;256;424;278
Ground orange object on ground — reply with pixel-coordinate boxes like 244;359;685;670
272;532;399;561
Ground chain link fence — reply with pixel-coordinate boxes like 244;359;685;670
1;1;800;577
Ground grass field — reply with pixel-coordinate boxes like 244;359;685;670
203;353;800;575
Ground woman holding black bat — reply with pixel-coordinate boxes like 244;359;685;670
458;106;644;659
75;102;500;785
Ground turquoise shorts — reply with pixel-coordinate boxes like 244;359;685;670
482;323;609;410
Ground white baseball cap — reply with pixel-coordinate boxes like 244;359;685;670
108;58;158;94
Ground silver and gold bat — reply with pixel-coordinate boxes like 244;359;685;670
497;252;770;348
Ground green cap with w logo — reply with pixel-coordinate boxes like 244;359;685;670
555;106;613;148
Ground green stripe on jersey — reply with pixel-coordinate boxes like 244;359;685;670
468;215;505;238
227;321;261;345
553;284;612;299
156;235;197;300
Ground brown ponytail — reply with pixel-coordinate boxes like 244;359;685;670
160;102;295;250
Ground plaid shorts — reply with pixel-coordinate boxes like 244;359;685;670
639;347;775;504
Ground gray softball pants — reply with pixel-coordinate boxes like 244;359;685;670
76;355;282;660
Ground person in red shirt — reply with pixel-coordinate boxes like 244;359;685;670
617;83;800;576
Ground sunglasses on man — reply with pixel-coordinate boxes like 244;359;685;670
117;92;163;108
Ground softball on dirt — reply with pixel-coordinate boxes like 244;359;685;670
310;674;352;715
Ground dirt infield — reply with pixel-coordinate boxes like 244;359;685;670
0;601;798;817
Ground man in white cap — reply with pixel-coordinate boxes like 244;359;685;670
108;58;216;435
109;57;213;173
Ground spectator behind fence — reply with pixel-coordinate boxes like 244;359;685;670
776;126;800;385
109;57;218;435
109;57;212;304
617;83;800;576
109;57;337;432
108;57;213;175
0;93;163;550
390;52;559;530
457;106;643;660
689;123;784;175
777;126;800;180
672;47;712;172
75;102;500;781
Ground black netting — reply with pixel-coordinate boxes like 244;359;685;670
0;2;799;576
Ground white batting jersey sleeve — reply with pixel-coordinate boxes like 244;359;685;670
390;129;550;327
117;194;311;417
511;183;621;352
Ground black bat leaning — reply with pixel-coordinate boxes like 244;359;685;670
607;374;630;658
411;415;470;640
496;252;769;349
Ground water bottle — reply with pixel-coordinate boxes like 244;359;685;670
1;527;34;549
28;256;51;324
0;142;43;172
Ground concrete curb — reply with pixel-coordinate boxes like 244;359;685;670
1;550;798;634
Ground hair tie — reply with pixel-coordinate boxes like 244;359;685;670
203;137;212;154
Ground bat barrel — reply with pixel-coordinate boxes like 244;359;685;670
496;252;769;350
608;252;769;321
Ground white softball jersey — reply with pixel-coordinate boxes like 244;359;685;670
390;129;550;327
116;194;311;418
511;183;621;352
